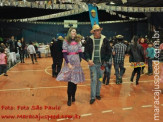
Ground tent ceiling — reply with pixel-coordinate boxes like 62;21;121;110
25;0;163;7
0;7;67;19
0;0;162;20
82;0;163;7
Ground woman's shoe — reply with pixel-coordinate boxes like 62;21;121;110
130;77;134;82
67;100;71;106
72;97;75;102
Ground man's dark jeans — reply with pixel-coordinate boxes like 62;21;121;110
114;62;125;82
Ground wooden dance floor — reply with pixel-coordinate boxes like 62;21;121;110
0;56;163;122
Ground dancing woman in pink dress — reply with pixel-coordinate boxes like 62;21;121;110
56;28;86;106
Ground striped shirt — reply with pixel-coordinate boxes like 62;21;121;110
93;39;101;63
112;42;127;63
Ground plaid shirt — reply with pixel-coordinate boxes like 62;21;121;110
112;42;127;63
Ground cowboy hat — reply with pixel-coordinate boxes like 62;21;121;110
90;24;103;33
116;35;124;40
57;36;64;41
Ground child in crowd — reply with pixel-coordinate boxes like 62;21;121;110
27;42;37;64
146;42;155;75
17;40;22;48
0;48;8;76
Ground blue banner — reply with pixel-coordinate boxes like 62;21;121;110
88;4;99;27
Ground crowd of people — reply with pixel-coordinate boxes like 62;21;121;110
0;24;162;107
49;24;162;106
0;36;43;75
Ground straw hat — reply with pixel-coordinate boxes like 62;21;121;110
116;35;124;40
90;24;103;33
57;36;64;41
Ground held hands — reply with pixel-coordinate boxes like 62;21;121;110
88;60;94;66
68;63;73;70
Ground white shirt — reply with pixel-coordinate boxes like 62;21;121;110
27;45;36;54
17;42;22;47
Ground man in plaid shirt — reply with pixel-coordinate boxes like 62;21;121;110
112;35;127;84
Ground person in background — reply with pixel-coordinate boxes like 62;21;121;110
21;37;26;61
103;40;113;85
0;43;9;61
145;35;149;42
0;37;3;45
1;38;9;47
112;35;127;84
124;40;129;50
51;36;64;77
0;43;6;49
17;39;24;63
24;43;29;58
18;38;26;63
7;36;17;53
35;41;39;47
138;37;148;74
146;42;155;75
76;34;84;61
17;40;22;56
0;48;8;76
110;37;117;76
34;42;41;58
45;44;50;57
17;40;21;47
81;36;86;52
85;24;111;104
81;36;86;46
160;41;163;83
112;36;117;45
27;42;37;64
50;38;55;57
128;36;145;85
159;42;163;62
83;36;89;56
56;28;86;106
